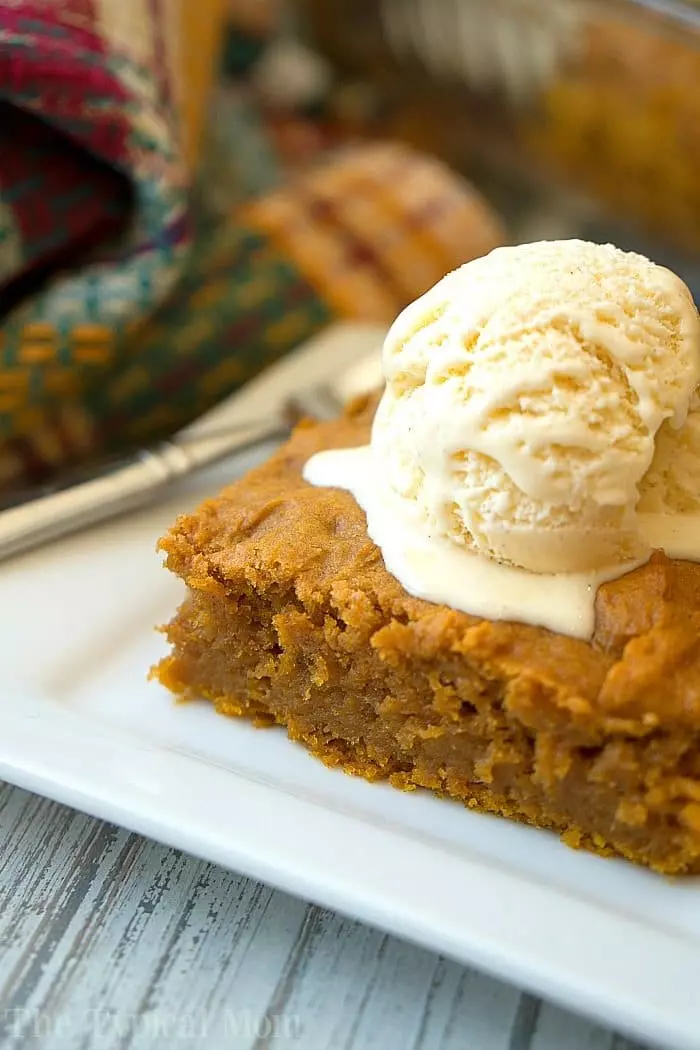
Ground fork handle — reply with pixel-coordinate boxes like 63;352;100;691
0;418;283;563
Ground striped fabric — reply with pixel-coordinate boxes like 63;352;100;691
0;1;504;488
242;144;504;322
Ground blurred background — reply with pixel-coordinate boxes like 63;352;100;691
219;0;700;293
2;0;700;489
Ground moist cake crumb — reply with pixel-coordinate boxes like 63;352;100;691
154;393;700;874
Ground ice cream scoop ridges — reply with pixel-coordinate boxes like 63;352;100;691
371;240;700;573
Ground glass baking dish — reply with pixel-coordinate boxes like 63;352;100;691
302;0;700;256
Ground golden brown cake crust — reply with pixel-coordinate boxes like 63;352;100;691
156;394;700;874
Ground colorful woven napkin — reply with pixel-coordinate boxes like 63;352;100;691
0;0;504;490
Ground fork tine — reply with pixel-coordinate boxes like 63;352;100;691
286;384;344;424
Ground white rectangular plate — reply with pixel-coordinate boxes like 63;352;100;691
1;324;699;1050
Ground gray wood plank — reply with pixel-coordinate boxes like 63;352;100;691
0;783;651;1050
531;1004;615;1050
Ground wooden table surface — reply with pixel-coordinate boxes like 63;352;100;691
0;781;650;1050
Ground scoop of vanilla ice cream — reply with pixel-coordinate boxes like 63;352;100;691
371;240;700;573
638;392;700;514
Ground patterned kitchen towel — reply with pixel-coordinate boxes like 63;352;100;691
0;0;504;489
0;0;225;484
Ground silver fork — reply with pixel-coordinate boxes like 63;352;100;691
0;383;344;564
